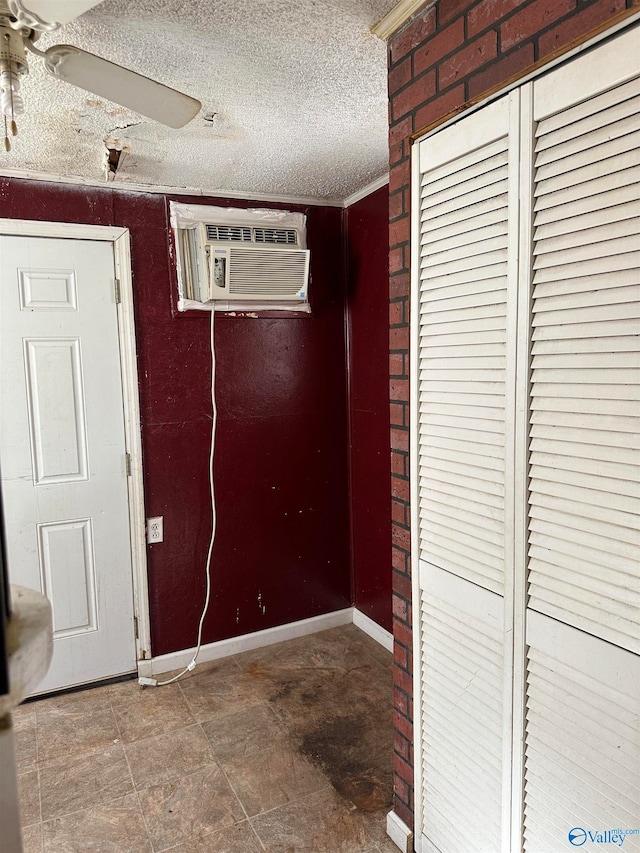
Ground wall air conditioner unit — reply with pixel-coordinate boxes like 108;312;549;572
172;203;310;312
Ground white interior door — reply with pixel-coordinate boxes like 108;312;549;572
0;234;137;693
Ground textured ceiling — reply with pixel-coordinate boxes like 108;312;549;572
1;0;397;201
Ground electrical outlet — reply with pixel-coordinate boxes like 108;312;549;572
147;516;163;544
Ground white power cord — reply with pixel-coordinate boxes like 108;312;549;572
139;308;217;687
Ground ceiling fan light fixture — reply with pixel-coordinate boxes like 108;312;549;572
7;0;103;32
40;45;201;129
0;25;27;149
0;1;201;153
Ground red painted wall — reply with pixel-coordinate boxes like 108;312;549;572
0;179;351;656
386;0;637;832
345;186;392;633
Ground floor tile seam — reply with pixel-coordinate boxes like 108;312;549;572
20;822;45;853
33;698;113;724
206;738;253;825
36;761;44;832
150;817;257;853
121;719;205;758
36;702;121;730
21;762;43;829
262;695;298;733
38;760;137;824
120;735;156;853
199;731;281;766
33;736;127;773
113;720;199;748
247;781;335;825
249;785;385;853
214;732;302;773
207;733;292;767
109;693;197;743
248;819;268;852
196;698;285;732
35;788;139;828
130;755;233;797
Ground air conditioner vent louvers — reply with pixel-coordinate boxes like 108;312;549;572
254;228;298;245
205;224;298;245
205;225;252;242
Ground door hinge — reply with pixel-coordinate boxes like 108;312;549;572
114;278;122;304
125;452;132;476
133;615;139;639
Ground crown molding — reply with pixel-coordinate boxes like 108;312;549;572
371;0;434;41
342;173;389;208
0;167;345;208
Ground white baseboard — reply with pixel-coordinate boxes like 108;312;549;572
353;608;393;652
138;608;353;677
138;605;393;677
387;810;414;853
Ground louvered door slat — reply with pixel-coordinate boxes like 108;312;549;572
421;177;508;219
534;77;640;140
419;565;505;853
418;126;509;592
529;501;640;545
531;435;639;464
420;409;504;433
529;489;639;532
531;393;640;413
536;111;640;173
423;206;507;247
421;485;502;516
535;131;639;185
534;198;640;242
528;79;640;650
532;329;639;351
422;162;508;212
533;164;640;212
534;181;640;225
524;613;640;852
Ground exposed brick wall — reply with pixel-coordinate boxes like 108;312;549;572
386;0;638;835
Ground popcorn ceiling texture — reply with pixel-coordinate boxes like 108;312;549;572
1;0;396;200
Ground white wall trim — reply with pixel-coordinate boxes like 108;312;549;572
353;608;393;651
372;0;435;41
387;810;414;853
112;232;151;663
0;218;151;665
138;608;354;677
0;167;345;208
0;167;395;209
409;136;424;848
138;606;393;676
342;174;389;208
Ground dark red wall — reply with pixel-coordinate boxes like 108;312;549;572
0;179;351;656
345;186;392;633
386;0;637;832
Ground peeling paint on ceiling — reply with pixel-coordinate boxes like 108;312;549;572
1;0;397;201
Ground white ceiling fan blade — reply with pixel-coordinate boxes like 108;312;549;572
9;1;104;29
43;45;201;128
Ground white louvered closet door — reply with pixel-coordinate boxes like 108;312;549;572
413;23;640;853
416;92;520;853
523;30;640;853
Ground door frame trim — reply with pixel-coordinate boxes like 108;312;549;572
0;218;151;665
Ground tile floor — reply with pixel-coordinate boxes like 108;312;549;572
13;624;398;853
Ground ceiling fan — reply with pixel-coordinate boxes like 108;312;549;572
0;0;202;150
